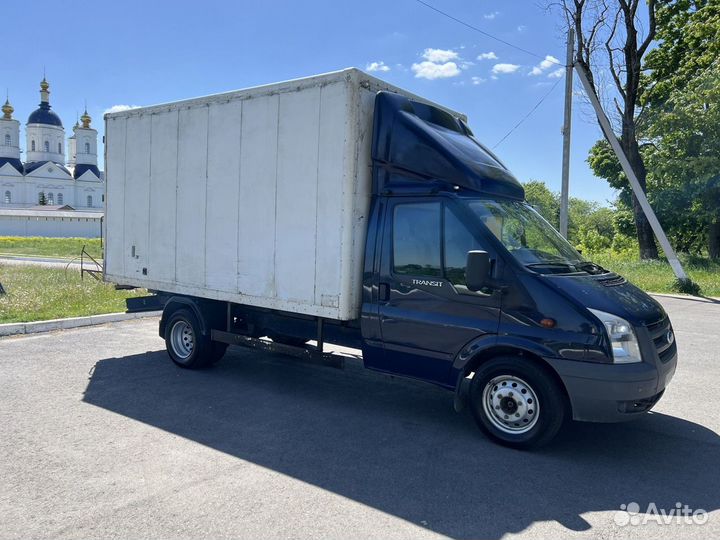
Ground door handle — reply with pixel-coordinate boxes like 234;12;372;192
378;282;390;301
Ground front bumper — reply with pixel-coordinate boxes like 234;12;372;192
545;346;677;423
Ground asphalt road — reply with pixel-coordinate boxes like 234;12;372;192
1;295;718;540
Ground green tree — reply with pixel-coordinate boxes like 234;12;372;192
524;180;560;228
643;0;720;257
38;192;47;206
560;0;661;259
522;180;616;249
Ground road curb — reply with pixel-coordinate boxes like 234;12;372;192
650;292;720;302
0;311;162;337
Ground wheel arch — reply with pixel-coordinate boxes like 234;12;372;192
453;338;571;413
159;296;225;338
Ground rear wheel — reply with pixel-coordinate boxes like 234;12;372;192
469;356;567;449
165;308;219;369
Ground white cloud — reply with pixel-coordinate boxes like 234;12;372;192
411;48;464;80
366;61;390;72
471;76;486;85
529;55;560;76
483;11;499;19
477;52;498;61
412;61;461;79
491;63;521;75
548;67;565;78
104;104;140;115
540;55;560;69
517;25;527;33
422;48;459;63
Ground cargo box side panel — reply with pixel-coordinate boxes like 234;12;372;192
336;77;374;320
237;94;279;298
104;117;127;280
148;111;179;283
206;100;242;292
313;81;348;313
123;115;152;278
274;87;321;306
176;106;209;287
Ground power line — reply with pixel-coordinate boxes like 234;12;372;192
492;77;563;149
412;0;566;149
413;0;563;65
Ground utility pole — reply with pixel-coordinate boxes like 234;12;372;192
559;28;574;239
574;62;688;281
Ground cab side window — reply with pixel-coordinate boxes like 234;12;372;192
393;203;441;277
444;207;484;287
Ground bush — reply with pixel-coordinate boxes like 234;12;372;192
577;227;611;253
610;233;637;253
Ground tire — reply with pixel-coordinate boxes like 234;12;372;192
267;333;308;348
164;308;215;369
468;356;567;449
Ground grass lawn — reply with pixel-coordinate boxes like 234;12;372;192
0;237;103;261
587;252;720;298
0;264;146;324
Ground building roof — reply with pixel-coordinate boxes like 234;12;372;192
24;160;72;176
0;157;23;174
73;163;101;179
28;204;76;211
27;102;63;127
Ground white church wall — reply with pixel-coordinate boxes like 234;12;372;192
25;123;65;163
0;119;20;158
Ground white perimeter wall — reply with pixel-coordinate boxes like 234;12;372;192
0;214;102;237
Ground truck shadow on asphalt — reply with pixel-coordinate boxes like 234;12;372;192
84;347;719;539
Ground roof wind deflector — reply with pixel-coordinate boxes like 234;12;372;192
371;91;525;199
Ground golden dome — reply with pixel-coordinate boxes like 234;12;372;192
40;78;49;91
80;108;92;128
2;99;13;120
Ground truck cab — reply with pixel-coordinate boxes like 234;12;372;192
355;91;677;447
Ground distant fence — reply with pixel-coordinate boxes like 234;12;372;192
0;209;103;238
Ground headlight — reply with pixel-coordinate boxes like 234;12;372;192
588;309;642;364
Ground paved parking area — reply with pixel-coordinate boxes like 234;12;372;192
1;295;718;539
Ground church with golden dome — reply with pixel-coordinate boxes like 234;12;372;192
0;78;104;210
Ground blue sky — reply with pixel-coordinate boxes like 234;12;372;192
4;0;616;204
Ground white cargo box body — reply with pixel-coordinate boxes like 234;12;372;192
104;68;463;320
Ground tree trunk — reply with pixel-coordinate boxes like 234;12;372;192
630;193;659;259
621;127;659;259
709;219;720;259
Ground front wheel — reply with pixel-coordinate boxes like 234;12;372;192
469;356;568;449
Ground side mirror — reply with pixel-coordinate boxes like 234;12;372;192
466;250;490;291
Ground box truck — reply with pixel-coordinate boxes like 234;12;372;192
104;68;677;448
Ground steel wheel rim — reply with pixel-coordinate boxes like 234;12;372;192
481;375;540;434
170;320;194;360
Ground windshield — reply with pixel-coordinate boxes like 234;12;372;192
467;199;587;271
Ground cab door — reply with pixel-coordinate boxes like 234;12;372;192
371;197;502;386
